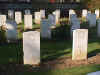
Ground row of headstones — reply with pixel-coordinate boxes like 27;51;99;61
40;11;100;39
23;29;88;65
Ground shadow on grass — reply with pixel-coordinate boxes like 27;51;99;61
88;49;100;58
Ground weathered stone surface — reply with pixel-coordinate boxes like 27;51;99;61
0;15;6;26
40;19;51;39
23;31;40;65
72;29;88;60
6;20;17;42
34;12;41;24
15;11;22;24
24;15;32;29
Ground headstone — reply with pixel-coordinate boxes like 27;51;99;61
8;10;14;20
70;14;80;36
0;15;6;26
34;12;41;24
25;9;31;15
48;14;56;26
24;15;32;29
82;9;88;18
23;31;40;65
15;11;22;24
40;19;51;39
88;14;96;27
53;10;60;24
72;29;88;60
87;71;100;75
95;9;99;19
40;10;45;19
69;9;76;20
6;20;17;42
97;19;100;37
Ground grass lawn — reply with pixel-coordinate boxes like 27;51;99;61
0;19;100;74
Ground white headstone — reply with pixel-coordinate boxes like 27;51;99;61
34;12;41;24
53;10;60;24
15;11;22;24
72;29;88;60
25;9;31;15
24;15;32;29
23;31;40;65
0;15;6;26
6;20;17;42
82;9;88;18
8;10;14;20
95;9;99;19
69;9;76;20
40;19;51;39
40;10;45;18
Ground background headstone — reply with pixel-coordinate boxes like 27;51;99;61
40;10;45;19
15;11;22;24
53;10;60;24
25;9;31;15
95;9;99;19
24;15;32;29
40;19;51;39
72;29;88;60
48;14;56;26
23;31;40;65
6;20;17;42
82;9;88;18
34;12;41;24
0;15;6;26
8;10;14;20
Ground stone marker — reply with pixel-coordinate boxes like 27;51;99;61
24;15;32;29
88;14;96;27
69;9;76;20
8;10;14;20
82;9;88;18
72;29;88;60
25;9;31;15
6;20;17;42
15;11;22;24
95;9;99;19
0;15;6;26
34;12;41;24
87;71;100;75
97;19;100;37
70;14;80;36
53;10;60;24
40;10;45;18
23;31;40;65
40;19;51;39
48;14;56;26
